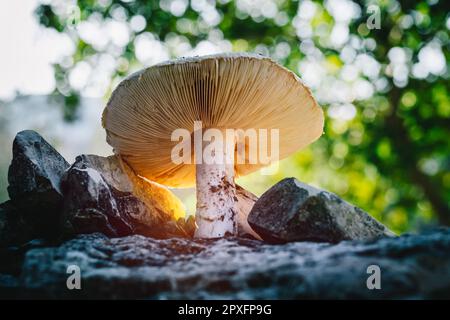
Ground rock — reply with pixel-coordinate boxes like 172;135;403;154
248;178;394;243
60;154;191;239
6;130;70;240
0;238;49;278
7;130;69;200
235;185;262;240
0;228;449;299
181;215;196;237
0;201;34;247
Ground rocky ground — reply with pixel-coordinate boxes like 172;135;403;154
1;229;449;299
1;130;449;299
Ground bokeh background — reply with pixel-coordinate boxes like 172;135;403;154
0;0;448;234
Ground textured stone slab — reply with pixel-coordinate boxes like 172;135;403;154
0;229;448;299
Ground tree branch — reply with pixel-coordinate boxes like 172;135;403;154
386;87;450;225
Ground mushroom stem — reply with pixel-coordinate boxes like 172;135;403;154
194;139;237;238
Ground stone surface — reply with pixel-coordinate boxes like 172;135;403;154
60;154;192;239
6;130;70;240
0;201;34;247
0;228;449;299
3;132;194;243
235;185;261;240
7;130;69;200
248;178;394;243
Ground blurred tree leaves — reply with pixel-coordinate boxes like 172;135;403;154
36;0;449;232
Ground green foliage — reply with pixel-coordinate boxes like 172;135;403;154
35;0;449;232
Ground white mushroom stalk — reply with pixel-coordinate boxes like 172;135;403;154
195;132;237;238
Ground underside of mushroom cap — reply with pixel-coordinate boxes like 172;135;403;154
102;53;324;187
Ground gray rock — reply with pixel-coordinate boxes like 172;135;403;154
0;228;449;299
60;154;192;239
8;130;69;200
248;178;394;243
6;130;70;240
235;185;261;240
0;201;34;247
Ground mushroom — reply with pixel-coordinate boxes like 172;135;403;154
102;53;324;238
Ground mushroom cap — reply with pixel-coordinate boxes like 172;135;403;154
102;53;324;187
